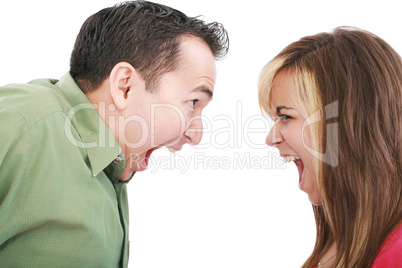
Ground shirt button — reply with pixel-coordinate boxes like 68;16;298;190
114;156;122;163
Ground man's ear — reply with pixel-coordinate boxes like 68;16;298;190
109;62;138;110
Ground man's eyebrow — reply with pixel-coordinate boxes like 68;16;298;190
276;106;293;114
193;86;213;100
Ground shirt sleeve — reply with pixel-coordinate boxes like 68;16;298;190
0;110;31;246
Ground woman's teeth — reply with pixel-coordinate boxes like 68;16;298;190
283;156;300;163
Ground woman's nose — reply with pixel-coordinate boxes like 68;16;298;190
266;122;283;147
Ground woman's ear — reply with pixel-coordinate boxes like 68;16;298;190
109;62;137;110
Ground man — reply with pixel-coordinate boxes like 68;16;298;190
0;1;228;267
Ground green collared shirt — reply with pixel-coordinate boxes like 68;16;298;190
0;73;132;267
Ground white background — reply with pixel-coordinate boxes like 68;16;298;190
1;1;401;267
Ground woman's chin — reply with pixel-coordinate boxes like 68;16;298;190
298;172;322;205
307;192;323;206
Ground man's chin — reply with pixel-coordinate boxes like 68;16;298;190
140;148;156;170
127;148;154;172
128;144;182;172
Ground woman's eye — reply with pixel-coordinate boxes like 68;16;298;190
188;100;197;107
278;114;292;122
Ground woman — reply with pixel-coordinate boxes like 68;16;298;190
258;27;402;267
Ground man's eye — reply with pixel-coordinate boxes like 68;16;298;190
188;100;197;107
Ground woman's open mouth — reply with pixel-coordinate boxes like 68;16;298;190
294;158;304;185
283;156;304;184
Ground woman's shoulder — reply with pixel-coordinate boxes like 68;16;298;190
372;224;402;267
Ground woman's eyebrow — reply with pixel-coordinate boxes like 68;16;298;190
276;105;293;114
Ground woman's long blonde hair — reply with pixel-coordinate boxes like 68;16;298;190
259;27;402;267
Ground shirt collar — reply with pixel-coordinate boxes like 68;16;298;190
56;72;122;177
103;153;136;184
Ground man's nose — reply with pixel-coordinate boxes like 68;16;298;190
184;115;204;145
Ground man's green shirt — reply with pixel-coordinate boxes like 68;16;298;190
0;73;132;267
